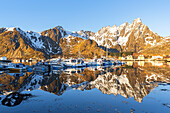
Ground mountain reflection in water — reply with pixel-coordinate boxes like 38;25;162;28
0;62;170;110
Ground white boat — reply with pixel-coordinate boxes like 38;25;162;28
87;58;102;66
61;58;86;68
33;62;50;72
52;64;64;70
88;58;112;66
49;59;64;70
63;68;85;75
49;59;62;65
0;71;4;74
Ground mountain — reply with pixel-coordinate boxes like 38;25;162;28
41;26;92;44
0;18;169;59
0;27;61;59
90;18;164;54
41;26;104;58
0;26;99;59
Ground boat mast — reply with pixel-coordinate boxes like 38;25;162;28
101;49;103;58
106;46;108;58
106;40;108;59
79;47;80;58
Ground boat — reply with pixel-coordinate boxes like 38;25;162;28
114;59;124;65
63;68;85;75
7;63;26;72
88;58;112;66
0;57;12;70
49;59;64;70
61;58;86;68
0;71;4;74
86;59;98;66
49;59;62;65
0;64;8;70
8;73;25;77
52;64;64;70
87;58;103;66
33;62;51;72
52;70;62;75
102;59;112;66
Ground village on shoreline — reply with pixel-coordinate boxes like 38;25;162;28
0;54;170;64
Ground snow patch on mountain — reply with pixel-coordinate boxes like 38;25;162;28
16;28;45;49
65;30;89;40
117;36;129;46
5;27;16;32
90;24;129;47
145;37;157;46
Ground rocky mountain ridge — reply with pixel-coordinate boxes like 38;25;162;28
0;26;96;59
90;18;164;53
0;18;169;59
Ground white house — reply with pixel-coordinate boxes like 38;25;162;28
138;55;145;60
126;55;133;60
151;56;163;60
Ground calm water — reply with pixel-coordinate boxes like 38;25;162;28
0;62;170;113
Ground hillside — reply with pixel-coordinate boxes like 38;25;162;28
139;36;170;55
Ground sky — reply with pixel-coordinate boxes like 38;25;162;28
0;0;170;36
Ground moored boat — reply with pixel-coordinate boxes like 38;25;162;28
63;68;85;75
61;58;86;68
0;57;12;70
88;58;112;66
33;62;51;72
7;63;26;72
49;59;64;70
0;65;8;70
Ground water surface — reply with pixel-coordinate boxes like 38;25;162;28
0;61;170;113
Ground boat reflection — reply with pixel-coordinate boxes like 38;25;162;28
0;63;170;107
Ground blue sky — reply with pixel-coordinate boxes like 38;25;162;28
0;0;170;36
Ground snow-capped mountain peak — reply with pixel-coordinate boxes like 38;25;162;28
90;18;163;52
133;18;142;24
